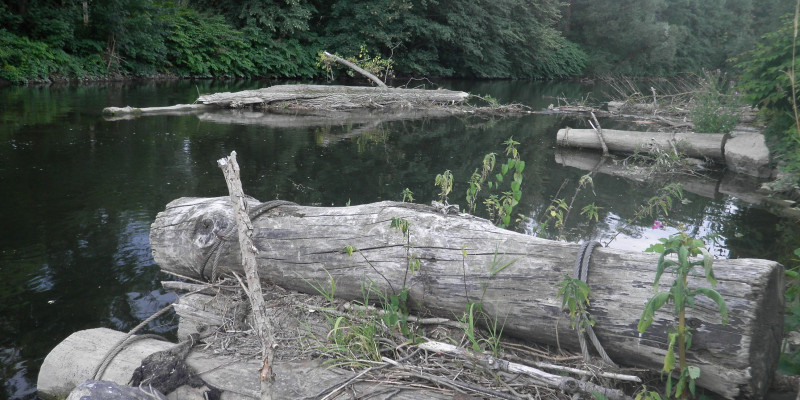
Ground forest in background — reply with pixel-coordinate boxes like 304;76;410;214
0;0;795;84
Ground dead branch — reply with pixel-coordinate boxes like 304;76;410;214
322;51;387;88
217;151;276;400
417;340;634;400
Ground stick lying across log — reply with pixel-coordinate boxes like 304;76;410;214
557;128;728;161
150;197;784;399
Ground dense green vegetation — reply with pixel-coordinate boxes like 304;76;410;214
1;0;794;84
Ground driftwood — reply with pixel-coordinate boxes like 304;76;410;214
102;103;209;115
218;151;276;399
557;128;727;162
102;84;470;116
196;84;469;110
150;197;784;399
418;341;633;400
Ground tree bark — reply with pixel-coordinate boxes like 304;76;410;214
557;128;728;161
150;197;784;399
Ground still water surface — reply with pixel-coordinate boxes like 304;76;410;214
1;80;797;399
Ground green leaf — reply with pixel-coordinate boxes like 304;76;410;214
678;245;689;268
638;292;671;333
496;173;503;183
664;334;676;372
694;288;729;324
511;181;521;192
697;247;717;286
687;365;701;379
501;164;509;175
516;160;525;173
645;243;665;253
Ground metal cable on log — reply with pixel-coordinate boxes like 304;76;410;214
573;240;617;367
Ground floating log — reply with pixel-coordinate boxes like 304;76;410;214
150;197;784;399
37;327;446;400
102;103;210;116
557;128;728;162
102;84;470;116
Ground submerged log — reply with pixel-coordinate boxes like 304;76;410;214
557;128;728;161
150;197;783;399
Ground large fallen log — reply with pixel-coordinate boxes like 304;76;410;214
196;84;468;109
557;128;728;162
150;197;784;399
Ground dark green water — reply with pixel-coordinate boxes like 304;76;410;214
1;80;797;399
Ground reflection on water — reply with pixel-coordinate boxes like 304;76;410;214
0;80;798;399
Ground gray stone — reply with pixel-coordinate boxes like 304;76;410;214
724;132;772;178
66;380;164;400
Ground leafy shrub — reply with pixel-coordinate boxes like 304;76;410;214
0;30;96;83
690;69;741;133
737;12;800;172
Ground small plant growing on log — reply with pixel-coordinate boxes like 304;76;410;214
557;275;594;330
401;188;414;203
638;233;728;399
484;137;525;228
435;170;454;204
466;153;496;214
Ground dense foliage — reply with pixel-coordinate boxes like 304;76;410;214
737;12;800;173
563;0;794;75
1;0;793;83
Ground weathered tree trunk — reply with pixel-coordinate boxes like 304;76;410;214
150;197;784;399
197;84;469;110
557;128;728;161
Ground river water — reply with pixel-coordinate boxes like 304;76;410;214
1;80;797;399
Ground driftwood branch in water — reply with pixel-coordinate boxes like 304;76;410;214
217;152;276;399
322;51;388;88
149;197;784;399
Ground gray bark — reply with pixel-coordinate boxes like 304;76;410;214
150;197;784;399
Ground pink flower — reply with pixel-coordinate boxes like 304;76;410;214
652;220;664;229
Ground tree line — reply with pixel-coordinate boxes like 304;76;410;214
0;0;794;84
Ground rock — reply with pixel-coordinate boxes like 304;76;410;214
724;132;772;178
66;379;164;400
